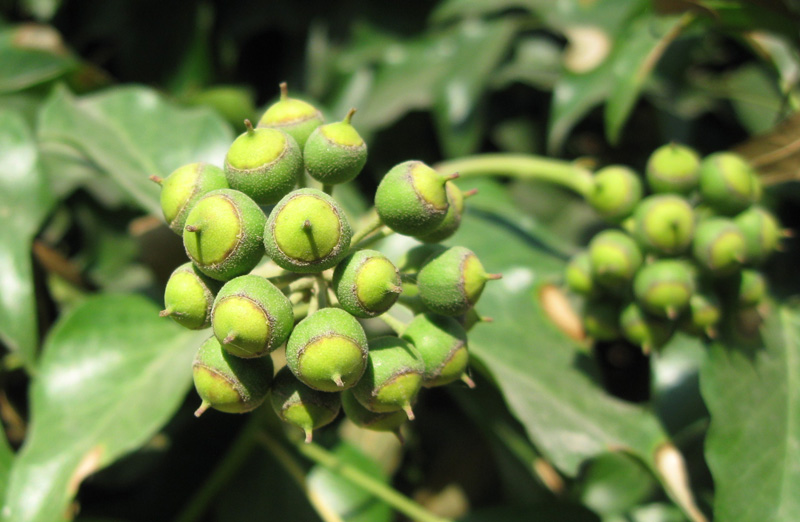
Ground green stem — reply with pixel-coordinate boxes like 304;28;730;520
315;275;328;309
435;153;594;198
294;440;453;522
350;211;385;247
323;183;335;196
270;272;310;288
354;228;394;251
378;313;407;336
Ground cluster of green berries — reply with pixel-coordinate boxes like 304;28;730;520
152;84;500;442
564;144;784;351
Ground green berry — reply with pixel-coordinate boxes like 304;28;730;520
224;120;303;205
375;160;455;236
588;230;642;289
619;301;673;351
737;269;766;307
397;244;447;274
160;262;221;330
564;251;596;296
692;218;747;276
264;188;352;273
183;189;267;281
401;313;472;388
332;250;402;318
680;287;722;338
150;162;229;235
341;389;407;441
415;183;473;243
587;165;643;222
582;299;621;341
352;336;425;420
257;83;324;148
270;366;341;444
304;108;368;185
211;275;294;358
633;260;695;318
645;143;701;194
286;308;368;392
192;336;273;417
699;152;761;215
417;246;501;316
632;195;695;256
734;206;782;265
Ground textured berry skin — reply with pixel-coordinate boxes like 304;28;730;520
417;246;499;316
692;218;747;276
211;275;294;358
582;299;621;341
619;301;673;351
588;230;643;289
352;336;425;420
264;188;352;273
333;250;402;318
224;127;303;205
415;181;465;243
375;160;450;236
341;389;407;434
192;336;273;416
161;262;221;330
645;143;701;194
633;260;696;318
401;313;470;388
632;195;695;256
587;165;643;222
564;251;596;296
270;366;341;444
257;86;324;148
158;162;229;235
183;189;267;281
304;111;368;185
286;308;368;392
734;206;781;265
699;152;761;215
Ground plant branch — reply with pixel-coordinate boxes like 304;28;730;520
350;211;385;248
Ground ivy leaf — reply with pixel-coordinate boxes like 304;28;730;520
0;25;76;94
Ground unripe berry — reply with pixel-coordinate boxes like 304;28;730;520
257;83;324;148
417;246;501;316
737;269;767;307
264;188;352;273
286;308;368;392
588;230;642;289
681;288;722;338
151;162;228;235
619;301;673;351
352;336;425;420
375;160;455;236
192;336;273;417
692;218;747;276
734;206;782;265
645;143;700;194
587;165;643;222
183;189;267;281
269;366;341;444
160;262;221;330
415;183;472;243
582;299;621;341
341;389;406;440
699;152;761;215
224;120;303;205
632;195;695;256
333;249;402;318
401;313;472;388
633;260;696;318
304;108;368;185
397;244;447;273
211;275;294;358
564;251;596;296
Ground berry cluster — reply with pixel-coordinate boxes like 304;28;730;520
152;84;500;442
564;144;783;351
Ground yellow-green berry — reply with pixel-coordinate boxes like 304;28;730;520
692;218;747;276
332;249;402;318
619;301;673;351
304;108;367;185
160;262;221;330
151;162;228;235
183;189;267;281
564;251;596;296
582;299;621;341
286;308;368;392
632;195;695;256
737;269;767;307
734;206;782;265
646;143;700;194
341;390;407;441
257;82;324;148
192;336;273;417
588;230;642;289
587;165;643;222
270;366;341;444
211;275;294;358
401;313;472;388
681;287;722;338
699;152;761;215
633;260;696;318
264;188;352;273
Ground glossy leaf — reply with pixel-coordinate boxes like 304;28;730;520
2;294;205;522
0;109;55;370
700;304;800;521
0;25;76;93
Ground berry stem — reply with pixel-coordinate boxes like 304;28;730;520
343;107;357;124
322;183;334;196
279;82;289;101
350;211;384;247
434;153;594;198
378;313;407;336
314;275;328;309
244;119;255;134
149;175;163;185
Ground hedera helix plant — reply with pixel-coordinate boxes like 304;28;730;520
151;84;501;442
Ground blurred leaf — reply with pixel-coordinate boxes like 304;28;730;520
37;85;233;215
651;334;708;436
459;503;600;521
606;502;686;522
492;36;562;91
0;428;13;504
0;25;76;94
21;0;62;21
0;109;55;370
431;0;547;23
2;294;204;522
577;452;657;516
700;303;800;521
734;111;800;185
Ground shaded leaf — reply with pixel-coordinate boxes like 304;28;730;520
0;25;76;94
651;333;708;436
577;452;657;516
734;111;800;185
2;294;204;522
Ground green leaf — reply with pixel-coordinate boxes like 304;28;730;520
651;333;708;436
37;85;233;215
700;304;800;521
577;452;657;516
2;294;204;522
0;109;55;370
0;25;76;93
0;427;13;505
